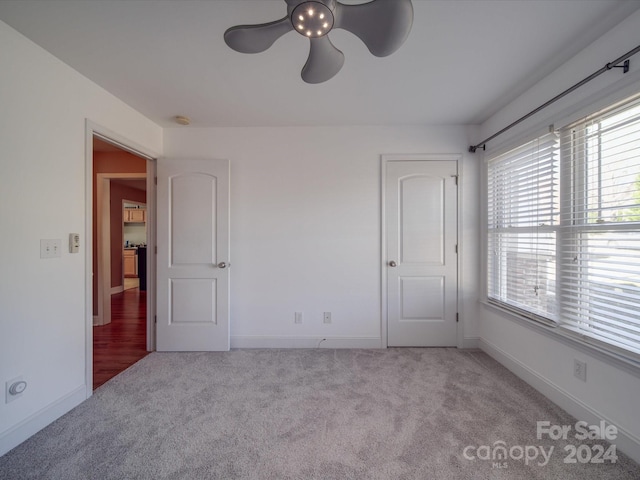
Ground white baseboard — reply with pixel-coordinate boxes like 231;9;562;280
110;285;124;295
231;336;480;350
460;336;480;349
479;338;640;465
230;336;382;349
0;386;86;457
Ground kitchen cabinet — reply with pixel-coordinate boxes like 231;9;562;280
123;248;137;277
124;208;146;223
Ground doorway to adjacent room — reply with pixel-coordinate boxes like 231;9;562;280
91;135;153;389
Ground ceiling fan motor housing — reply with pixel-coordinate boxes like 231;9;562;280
289;1;336;38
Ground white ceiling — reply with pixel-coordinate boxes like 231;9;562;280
1;0;638;128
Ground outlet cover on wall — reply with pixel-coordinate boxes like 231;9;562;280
5;376;27;403
574;359;587;382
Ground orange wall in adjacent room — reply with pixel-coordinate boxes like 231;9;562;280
110;182;146;286
92;150;147;316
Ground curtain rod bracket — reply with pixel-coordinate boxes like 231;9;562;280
606;59;630;73
468;144;485;153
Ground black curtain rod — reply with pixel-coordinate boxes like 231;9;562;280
469;44;640;153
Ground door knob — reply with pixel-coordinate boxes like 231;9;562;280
389;261;397;267
217;262;227;269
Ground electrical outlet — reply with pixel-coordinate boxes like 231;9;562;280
294;312;303;324
6;376;27;404
323;312;332;324
574;359;587;382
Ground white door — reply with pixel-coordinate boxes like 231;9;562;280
156;158;230;351
385;158;458;346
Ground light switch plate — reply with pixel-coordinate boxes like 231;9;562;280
40;239;61;258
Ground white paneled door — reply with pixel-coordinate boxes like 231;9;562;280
385;158;458;346
156;158;230;351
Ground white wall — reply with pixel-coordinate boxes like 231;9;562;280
477;10;640;463
0;20;162;455
124;225;147;246
164;125;480;348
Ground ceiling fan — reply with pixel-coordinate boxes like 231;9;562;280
224;0;414;84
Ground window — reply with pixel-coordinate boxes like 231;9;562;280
487;133;560;324
559;97;640;357
487;94;640;359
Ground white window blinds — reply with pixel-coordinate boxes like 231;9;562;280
559;96;640;358
487;133;560;323
487;93;640;360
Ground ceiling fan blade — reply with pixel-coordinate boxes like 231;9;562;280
224;17;293;54
334;0;413;57
301;36;345;84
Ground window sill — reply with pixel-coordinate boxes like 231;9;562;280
479;299;640;379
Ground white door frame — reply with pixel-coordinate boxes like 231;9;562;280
85;120;158;397
380;154;462;348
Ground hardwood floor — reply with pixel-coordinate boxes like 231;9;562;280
93;287;149;390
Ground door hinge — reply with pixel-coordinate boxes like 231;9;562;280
154;315;157;325
155;246;158;254
455;244;458;254
154;176;158;185
451;174;459;186
456;313;459;323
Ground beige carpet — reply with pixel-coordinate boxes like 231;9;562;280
0;348;638;479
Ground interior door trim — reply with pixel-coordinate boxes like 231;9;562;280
85;120;159;399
